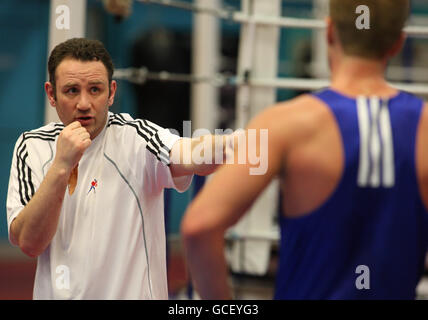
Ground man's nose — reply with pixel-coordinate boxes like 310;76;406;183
77;92;91;111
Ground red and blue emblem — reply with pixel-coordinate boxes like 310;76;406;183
87;179;98;194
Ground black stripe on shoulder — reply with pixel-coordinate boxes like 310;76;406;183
111;114;158;139
108;116;153;144
30;126;64;135
21;152;31;204
108;119;163;162
29;124;63;132
16;142;26;206
15;128;57;206
126;117;167;152
108;114;172;164
152;131;169;153
23;126;63;142
142;119;158;134
15;135;36;206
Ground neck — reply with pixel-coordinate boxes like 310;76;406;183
330;56;397;98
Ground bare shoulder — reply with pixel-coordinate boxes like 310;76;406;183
423;102;428;118
246;94;334;143
418;102;428;135
417;102;428;148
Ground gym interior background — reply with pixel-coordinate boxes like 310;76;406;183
1;0;428;299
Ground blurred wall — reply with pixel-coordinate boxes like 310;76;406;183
0;0;49;239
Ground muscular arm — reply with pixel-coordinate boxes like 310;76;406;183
10;122;91;258
181;107;287;299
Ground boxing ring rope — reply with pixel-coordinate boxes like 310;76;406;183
117;0;428;96
114;67;428;96
138;0;428;35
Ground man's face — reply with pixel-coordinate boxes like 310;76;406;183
46;58;117;140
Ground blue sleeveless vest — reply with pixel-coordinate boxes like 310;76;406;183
275;89;428;299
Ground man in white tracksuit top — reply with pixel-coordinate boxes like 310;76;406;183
6;38;226;299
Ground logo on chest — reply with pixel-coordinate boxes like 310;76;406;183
87;179;98;195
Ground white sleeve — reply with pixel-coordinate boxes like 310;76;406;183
6;135;41;245
142;121;193;194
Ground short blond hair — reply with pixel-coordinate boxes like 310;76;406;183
330;0;409;59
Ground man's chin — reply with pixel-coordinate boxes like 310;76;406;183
88;124;106;141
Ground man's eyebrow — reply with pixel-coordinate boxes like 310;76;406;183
88;80;106;85
62;80;106;87
63;82;79;88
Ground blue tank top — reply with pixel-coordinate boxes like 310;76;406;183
275;88;428;299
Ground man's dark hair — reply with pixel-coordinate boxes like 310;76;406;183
48;38;114;98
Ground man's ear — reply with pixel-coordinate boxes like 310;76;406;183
108;80;117;107
387;32;406;58
45;82;57;107
326;17;335;46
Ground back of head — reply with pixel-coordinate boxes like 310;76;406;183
48;38;114;93
330;0;410;60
